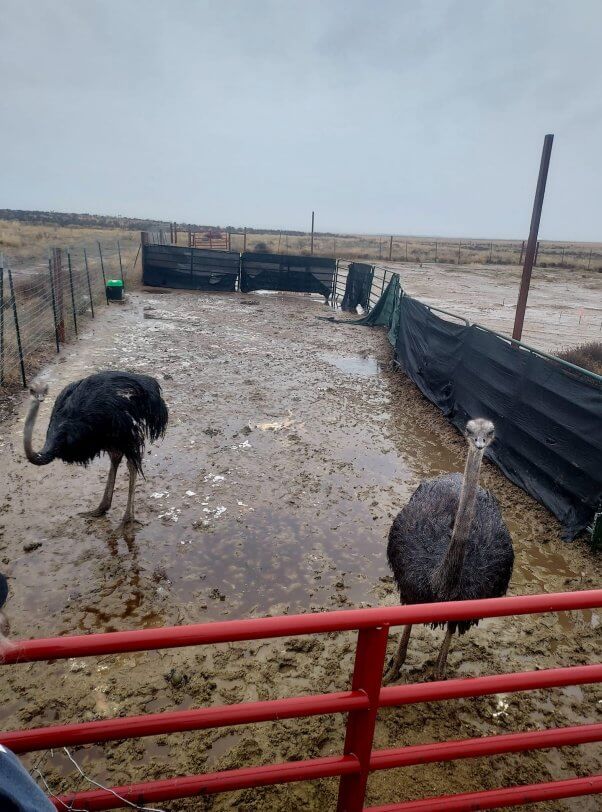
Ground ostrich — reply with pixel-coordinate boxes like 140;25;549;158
0;572;13;660
23;371;168;528
385;418;514;683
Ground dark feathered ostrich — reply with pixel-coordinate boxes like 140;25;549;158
23;371;168;528
385;418;514;683
0;572;14;660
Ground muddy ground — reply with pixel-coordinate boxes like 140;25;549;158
0;288;600;810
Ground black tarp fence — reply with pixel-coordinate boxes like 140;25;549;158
240;252;335;296
142;244;240;291
340;262;374;312
391;292;602;539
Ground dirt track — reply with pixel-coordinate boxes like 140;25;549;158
0;288;600;810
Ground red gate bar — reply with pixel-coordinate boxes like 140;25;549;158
1;589;600;811
3;664;601;755
369;723;602;770
2;590;601;664
50;726;602;811
1;690;369;753
57;754;361;811
365;774;602;812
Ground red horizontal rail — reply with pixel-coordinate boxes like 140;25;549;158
379;663;602;706
1;690;368;754
3;590;601;664
370;722;602;770
50;728;602;812
4;664;600;756
55;754;360;810
365;773;602;811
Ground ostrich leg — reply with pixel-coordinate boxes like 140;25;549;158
80;452;123;518
432;626;453;679
121;460;139;528
383;624;412;684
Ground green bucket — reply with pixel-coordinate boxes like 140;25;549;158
106;279;124;301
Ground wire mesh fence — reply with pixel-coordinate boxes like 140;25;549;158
0;239;138;401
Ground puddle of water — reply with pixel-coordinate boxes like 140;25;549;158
322;353;379;376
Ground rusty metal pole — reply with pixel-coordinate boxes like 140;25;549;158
512;134;554;341
310;211;315;255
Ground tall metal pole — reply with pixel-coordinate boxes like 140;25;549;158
512;135;554;341
310;211;315;255
388;236;393;261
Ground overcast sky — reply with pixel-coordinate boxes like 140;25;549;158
1;1;601;239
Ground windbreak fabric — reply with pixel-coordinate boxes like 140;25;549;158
240;252;335;296
394;295;602;539
142;245;239;291
341;262;374;312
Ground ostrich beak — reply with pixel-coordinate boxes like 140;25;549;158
475;439;486;449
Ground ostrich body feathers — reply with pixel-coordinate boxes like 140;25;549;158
387;473;514;634
36;371;168;471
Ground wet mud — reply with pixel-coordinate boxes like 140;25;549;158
0;289;599;810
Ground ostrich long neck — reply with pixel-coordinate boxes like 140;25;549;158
433;443;484;598
23;398;54;465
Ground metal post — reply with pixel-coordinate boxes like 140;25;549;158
435;241;438;262
48;258;60;352
519;239;525;265
310;211;315;255
336;625;389;812
228;232;232;251
588;249;592;270
0;262;4;385
277;231;282;253
489;242;493;263
458;243;461;264
52;248;65;342
67;252;78;336
332;260;339;306
6;266;26;387
534;240;541;267
190;244;194;287
174;223;178;245
561;246;565;266
388;236;393;261
83;248;95;319
98;242;108;304
117;240;125;291
187;229;192;248
243;227;247;252
512;134;554;341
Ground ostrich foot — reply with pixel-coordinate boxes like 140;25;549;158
426;667;448;682
79;506;110;519
118;516;144;534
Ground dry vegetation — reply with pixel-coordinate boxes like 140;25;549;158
0;219;140;268
558;341;602;375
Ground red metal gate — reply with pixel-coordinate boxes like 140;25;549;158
2;590;601;811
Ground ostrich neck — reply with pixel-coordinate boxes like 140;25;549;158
23;399;53;465
433;444;484;598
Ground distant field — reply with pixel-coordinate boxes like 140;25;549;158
226;230;602;271
2;211;602;273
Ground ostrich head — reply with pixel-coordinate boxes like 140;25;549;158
465;418;495;451
29;380;49;402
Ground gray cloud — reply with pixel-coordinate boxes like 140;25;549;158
1;0;601;239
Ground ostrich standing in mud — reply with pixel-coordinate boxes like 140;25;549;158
23;371;168;528
385;418;514;682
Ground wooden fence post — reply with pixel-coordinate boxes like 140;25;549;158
48;257;60;352
67;251;78;336
97;242;108;304
7;266;26;387
52;248;65;341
